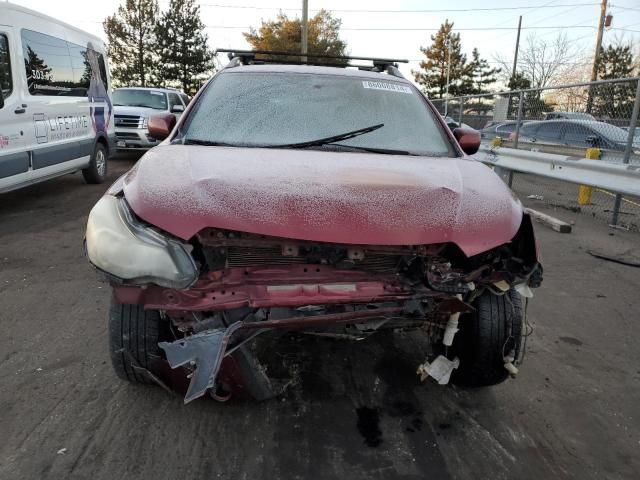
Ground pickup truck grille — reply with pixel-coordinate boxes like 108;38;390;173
115;115;142;128
115;132;140;139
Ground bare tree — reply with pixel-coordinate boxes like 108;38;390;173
494;33;583;89
542;62;591;112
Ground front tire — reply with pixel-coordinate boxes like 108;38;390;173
82;142;108;184
108;298;164;384
451;289;523;387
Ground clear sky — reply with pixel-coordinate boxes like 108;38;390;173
8;0;640;85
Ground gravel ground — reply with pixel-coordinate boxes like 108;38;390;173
0;155;639;480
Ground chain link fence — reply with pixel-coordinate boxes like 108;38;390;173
431;77;640;230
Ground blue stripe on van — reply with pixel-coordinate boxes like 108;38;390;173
32;140;93;169
0;152;30;179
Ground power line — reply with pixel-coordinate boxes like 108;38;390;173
610;27;640;32
200;2;600;13
491;4;591;42
408;58;594;65
611;5;640;12
483;1;581;47
205;25;598;31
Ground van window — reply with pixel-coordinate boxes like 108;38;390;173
21;29;107;97
180;93;190;106
0;34;12;99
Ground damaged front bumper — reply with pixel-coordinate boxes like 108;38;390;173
113;216;542;403
157;300;470;403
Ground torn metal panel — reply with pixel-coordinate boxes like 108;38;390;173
159;321;243;403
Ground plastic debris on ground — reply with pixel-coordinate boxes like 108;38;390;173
416;355;460;385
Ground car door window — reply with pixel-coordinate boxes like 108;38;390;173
519;123;538;138
179;93;190;106
496;123;517;133
534;123;562;141
0;34;12;101
168;93;182;111
562;125;595;147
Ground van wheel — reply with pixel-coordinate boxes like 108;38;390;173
451;289;523;387
108;298;165;385
82;143;108;184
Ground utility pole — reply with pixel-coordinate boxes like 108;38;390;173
301;0;309;62
590;0;607;83
586;0;607;112
444;38;451;116
511;16;522;81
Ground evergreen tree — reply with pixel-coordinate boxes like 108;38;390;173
505;73;552;118
25;47;52;84
506;73;531;117
0;38;12;96
591;43;636;118
412;20;471;98
155;0;214;94
243;10;347;64
103;0;159;87
466;48;500;94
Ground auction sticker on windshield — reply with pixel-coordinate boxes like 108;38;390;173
362;81;412;94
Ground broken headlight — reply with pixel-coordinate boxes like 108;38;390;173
85;195;198;289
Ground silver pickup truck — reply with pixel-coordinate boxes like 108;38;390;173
113;87;189;152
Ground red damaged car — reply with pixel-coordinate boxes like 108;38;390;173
85;51;542;403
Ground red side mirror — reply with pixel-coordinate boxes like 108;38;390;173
148;113;177;141
453;127;481;155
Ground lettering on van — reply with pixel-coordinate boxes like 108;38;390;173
32;113;90;143
31;69;51;81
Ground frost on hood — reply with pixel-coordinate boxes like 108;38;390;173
123;145;522;256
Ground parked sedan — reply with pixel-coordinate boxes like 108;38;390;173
480;120;530;140
85;57;542;404
442;115;474;131
623;126;640;143
544;111;596;121
510;119;640;151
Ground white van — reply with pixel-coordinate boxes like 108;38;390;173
0;3;115;193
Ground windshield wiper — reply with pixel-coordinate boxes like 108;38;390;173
327;143;410;155
183;138;237;147
124;103;164;109
267;123;384;149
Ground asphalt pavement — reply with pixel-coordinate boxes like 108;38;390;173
0;155;639;480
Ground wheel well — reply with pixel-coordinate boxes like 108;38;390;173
95;135;109;156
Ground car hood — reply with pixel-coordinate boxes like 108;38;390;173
122;145;523;257
114;105;165;118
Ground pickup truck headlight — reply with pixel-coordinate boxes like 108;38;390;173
142;117;149;128
85;195;198;289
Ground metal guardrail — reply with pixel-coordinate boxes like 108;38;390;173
432;76;640;226
485;140;640;165
474;144;640;198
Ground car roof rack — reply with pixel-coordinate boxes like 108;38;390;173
215;49;408;79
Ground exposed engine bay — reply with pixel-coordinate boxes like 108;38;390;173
111;214;541;403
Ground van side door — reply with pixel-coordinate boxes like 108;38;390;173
0;28;30;183
20;29;92;171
